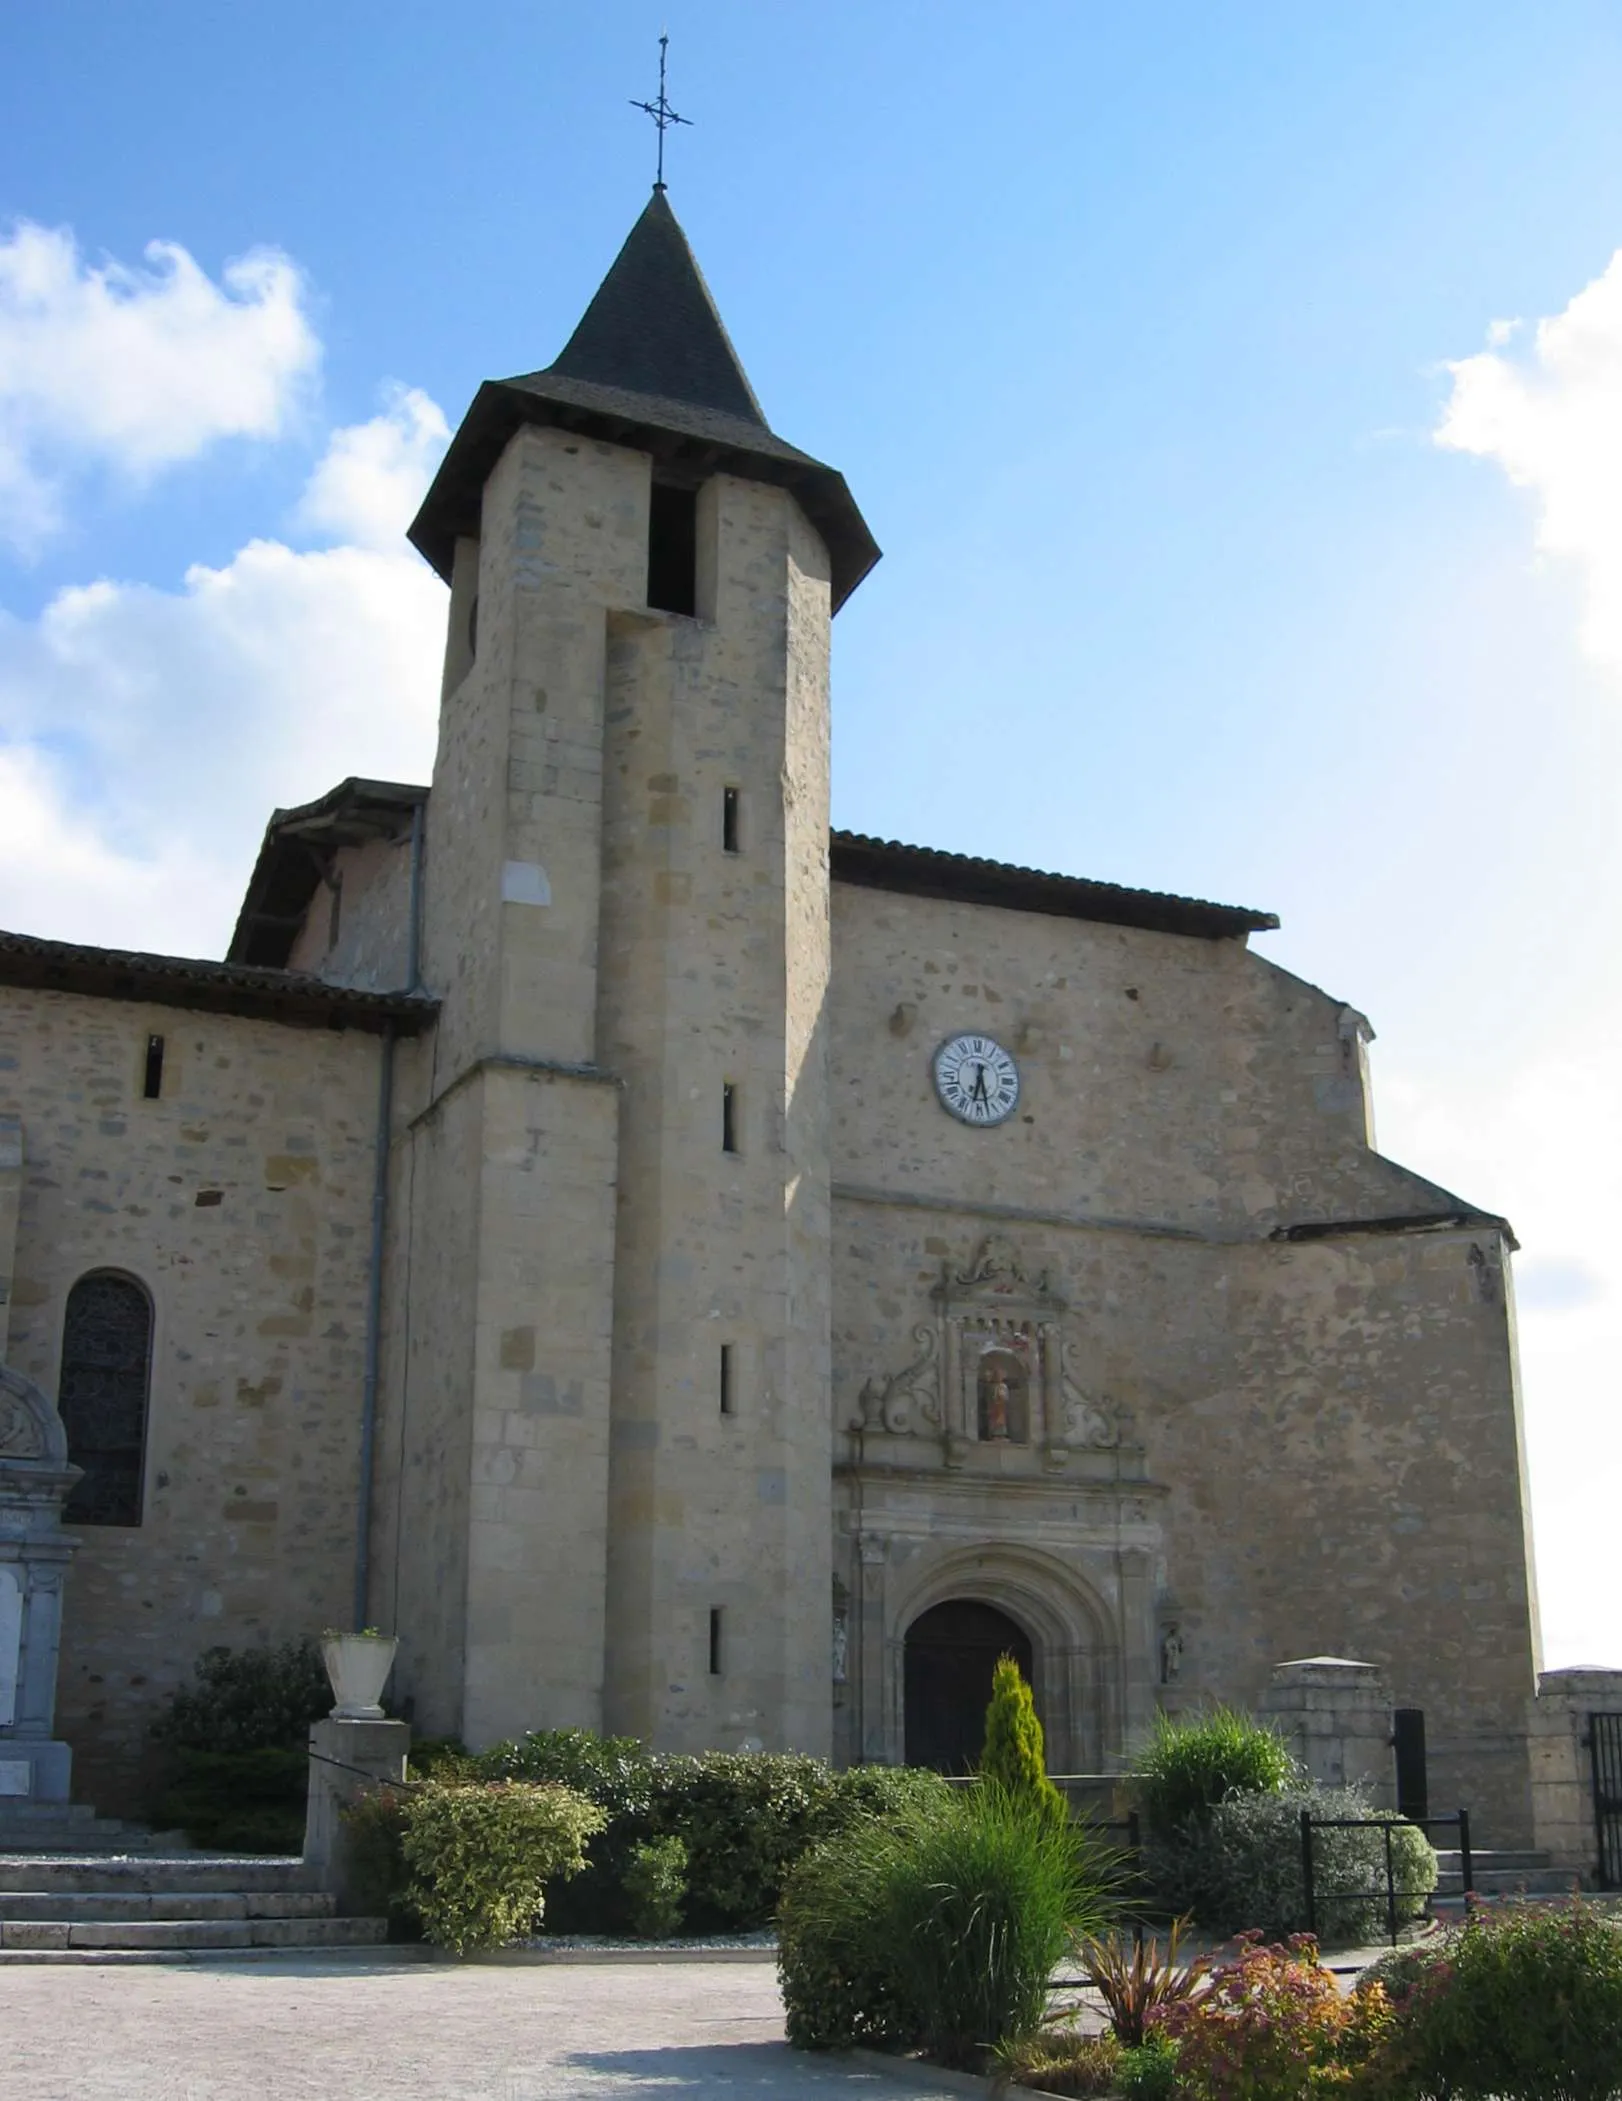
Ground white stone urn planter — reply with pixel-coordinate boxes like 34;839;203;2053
320;1632;398;1721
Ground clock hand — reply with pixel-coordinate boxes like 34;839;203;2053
971;1064;989;1104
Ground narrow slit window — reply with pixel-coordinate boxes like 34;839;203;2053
722;785;740;854
719;1343;735;1417
647;483;698;616
709;1607;724;1676
142;1035;165;1101
722;1082;738;1155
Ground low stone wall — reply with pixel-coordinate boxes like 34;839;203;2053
1528;1667;1622;1885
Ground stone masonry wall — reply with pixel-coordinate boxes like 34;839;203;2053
829;882;1540;1840
596;468;834;1755
0;985;380;1811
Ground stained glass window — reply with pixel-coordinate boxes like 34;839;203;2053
58;1272;152;1527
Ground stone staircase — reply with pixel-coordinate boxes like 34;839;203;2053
1430;1846;1583;1920
0;1800;186;1855
0;1851;398;1962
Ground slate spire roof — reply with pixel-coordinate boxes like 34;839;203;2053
410;189;879;609
546;188;766;427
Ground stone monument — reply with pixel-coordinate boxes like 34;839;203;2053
0;1363;82;1802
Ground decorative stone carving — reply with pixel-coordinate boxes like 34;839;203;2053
0;1388;43;1459
852;1324;940;1435
1057;1339;1121;1450
0;1366;67;1466
851;1234;1147;1472
948;1234;1063;1308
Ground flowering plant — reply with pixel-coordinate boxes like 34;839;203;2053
1154;1931;1388;2099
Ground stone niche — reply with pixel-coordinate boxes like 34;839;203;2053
0;1363;82;1801
849;1233;1137;1472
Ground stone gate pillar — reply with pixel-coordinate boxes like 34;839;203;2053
1261;1655;1395;1807
0;1364;82;1803
1528;1667;1622;1885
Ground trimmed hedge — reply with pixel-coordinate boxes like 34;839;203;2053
477;1730;950;1933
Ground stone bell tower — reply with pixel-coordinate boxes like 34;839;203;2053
401;189;878;1754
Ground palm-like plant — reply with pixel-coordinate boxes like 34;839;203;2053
1076;1915;1211;2045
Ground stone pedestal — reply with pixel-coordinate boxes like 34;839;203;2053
1528;1667;1622;1885
1261;1656;1394;1805
0;1364;82;1803
304;1716;411;1904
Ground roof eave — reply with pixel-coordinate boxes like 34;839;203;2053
408;380;881;613
829;832;1278;942
0;932;437;1037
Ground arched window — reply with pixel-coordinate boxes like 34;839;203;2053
58;1271;152;1527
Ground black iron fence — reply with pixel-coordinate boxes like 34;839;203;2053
1301;1807;1471;1947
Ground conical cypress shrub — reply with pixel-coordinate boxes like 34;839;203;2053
979;1655;1068;1825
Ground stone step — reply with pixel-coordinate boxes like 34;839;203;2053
0;1889;335;1922
0;1942;435;1967
1431;1886;1600;1922
0;1914;388;1952
0;1854;317;1894
1433;1849;1551;1874
1435;1867;1581;1899
0;1822;144;1853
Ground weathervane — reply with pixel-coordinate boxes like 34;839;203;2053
630;32;692;192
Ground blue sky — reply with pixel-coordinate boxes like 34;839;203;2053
2;3;1621;1668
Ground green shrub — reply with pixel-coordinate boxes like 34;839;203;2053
1145;1782;1436;1947
651;1752;836;1931
340;1785;417;1931
980;1654;1068;1828
992;2025;1122;2097
778;1806;932;2051
405;1736;476;1781
149;1638;332;1849
1376;1902;1622;2101
884;1783;1113;2067
623;1834;688;1939
396;1779;605;1955
473;1731;951;1934
154;1639;331;1754
151;1745;308;1853
1129;1705;1296;1840
780;1782;1115;2067
1116;2032;1181;2101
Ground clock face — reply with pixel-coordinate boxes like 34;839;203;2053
933;1033;1021;1127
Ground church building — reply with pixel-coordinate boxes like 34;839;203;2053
0;190;1542;1839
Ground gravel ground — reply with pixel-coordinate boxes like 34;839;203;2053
0;1956;973;2101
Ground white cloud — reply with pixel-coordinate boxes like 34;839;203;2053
0;222;319;550
0;391;448;954
1437;248;1622;678
296;383;450;551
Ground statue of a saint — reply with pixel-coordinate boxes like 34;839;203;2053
1160;1625;1184;1685
985;1371;1011;1440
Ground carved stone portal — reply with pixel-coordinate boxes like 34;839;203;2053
0;1363;82;1801
851;1234;1136;1469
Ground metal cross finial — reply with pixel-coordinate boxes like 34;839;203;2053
630;32;692;192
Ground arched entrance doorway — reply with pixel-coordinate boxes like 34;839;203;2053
903;1599;1034;1773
